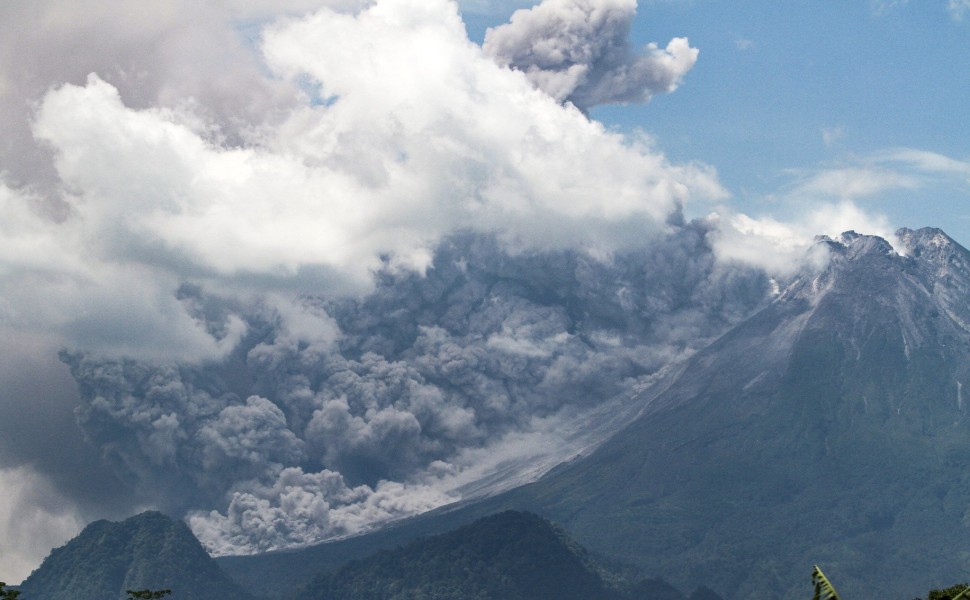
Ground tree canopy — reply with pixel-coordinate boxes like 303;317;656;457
0;582;21;600
126;590;172;600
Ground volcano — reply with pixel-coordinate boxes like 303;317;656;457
207;227;970;599
506;227;970;598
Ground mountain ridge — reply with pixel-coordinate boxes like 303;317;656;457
19;511;253;600
293;510;719;600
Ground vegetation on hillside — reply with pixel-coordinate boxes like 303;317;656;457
126;590;172;600
17;512;252;600
813;565;970;600
11;508;970;600
296;510;723;600
926;583;970;600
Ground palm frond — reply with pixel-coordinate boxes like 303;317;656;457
812;565;841;600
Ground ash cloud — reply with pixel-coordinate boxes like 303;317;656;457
0;0;790;578
63;228;772;554
483;0;697;109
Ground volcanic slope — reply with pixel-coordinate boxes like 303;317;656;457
220;227;970;600
512;228;970;599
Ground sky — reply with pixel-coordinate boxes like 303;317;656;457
592;0;970;242
0;0;968;584
470;0;970;245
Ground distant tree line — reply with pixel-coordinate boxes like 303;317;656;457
6;566;970;599
0;583;170;600
0;582;20;600
125;590;172;600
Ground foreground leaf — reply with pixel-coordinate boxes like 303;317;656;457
812;565;841;600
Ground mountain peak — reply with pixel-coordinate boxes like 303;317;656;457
798;228;970;309
815;230;898;260
838;230;896;258
813;227;963;264
20;511;252;600
897;226;954;250
897;227;968;269
788;230;904;306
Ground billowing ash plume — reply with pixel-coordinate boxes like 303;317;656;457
0;0;729;577
483;0;697;109
64;226;772;554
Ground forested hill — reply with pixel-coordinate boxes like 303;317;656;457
295;510;723;600
18;511;252;600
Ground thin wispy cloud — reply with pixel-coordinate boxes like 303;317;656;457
789;167;921;201
710;147;970;275
734;37;754;50
780;149;969;205
870;0;909;15
949;0;970;21
822;126;845;147
874;148;970;179
871;0;970;20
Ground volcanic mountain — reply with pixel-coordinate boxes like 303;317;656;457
505;227;970;599
220;227;970;600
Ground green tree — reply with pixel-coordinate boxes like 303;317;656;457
0;582;21;600
928;583;970;600
125;590;171;600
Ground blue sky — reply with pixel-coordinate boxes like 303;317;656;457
467;0;970;245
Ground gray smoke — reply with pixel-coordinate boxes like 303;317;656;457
63;224;773;554
483;0;697;109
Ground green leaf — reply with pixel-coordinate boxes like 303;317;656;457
812;565;841;600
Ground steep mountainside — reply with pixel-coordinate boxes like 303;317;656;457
511;228;970;599
19;512;252;600
220;227;970;600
